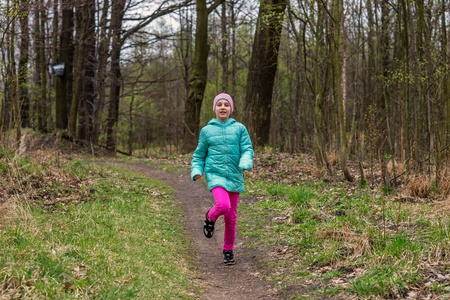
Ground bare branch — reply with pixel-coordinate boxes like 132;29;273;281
122;0;194;43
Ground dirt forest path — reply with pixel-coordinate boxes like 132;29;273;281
113;161;283;300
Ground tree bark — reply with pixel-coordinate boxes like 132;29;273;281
400;0;411;168
312;1;331;175
55;0;73;130
333;0;353;181
35;0;47;132
106;0;125;151
18;0;29;128
78;0;96;142
182;0;209;153
68;4;86;137
381;0;396;184
221;1;229;91
442;0;450;168
10;0;20;143
92;0;110;145
244;0;287;147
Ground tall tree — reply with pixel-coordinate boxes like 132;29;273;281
243;0;287;147
77;0;96;141
34;0;47;132
92;0;110;145
182;0;208;152
0;0;12;134
399;0;411;168
221;1;229;90
380;0;395;176
332;0;352;181
182;0;223;153
10;0;20;142
105;0;125;151
68;3;87;137
55;0;73;130
311;0;331;174
18;0;30;128
442;0;450;166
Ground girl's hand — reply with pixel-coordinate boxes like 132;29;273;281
194;174;202;181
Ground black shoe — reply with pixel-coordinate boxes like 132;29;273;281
203;211;215;238
223;250;235;265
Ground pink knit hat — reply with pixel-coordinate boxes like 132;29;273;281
213;93;234;113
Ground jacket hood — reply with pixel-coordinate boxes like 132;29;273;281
208;118;236;126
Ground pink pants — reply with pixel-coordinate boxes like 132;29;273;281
207;187;240;251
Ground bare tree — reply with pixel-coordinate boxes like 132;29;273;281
311;0;331;175
182;0;223;153
18;0;30;128
105;0;125;151
332;0;352;181
92;0;110;145
68;2;87;137
34;0;48;132
55;0;73;130
243;0;287;147
78;0;96;141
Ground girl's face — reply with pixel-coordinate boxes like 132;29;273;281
214;99;231;121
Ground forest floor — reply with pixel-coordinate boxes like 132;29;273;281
1;132;449;299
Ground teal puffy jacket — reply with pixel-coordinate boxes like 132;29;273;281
191;118;254;193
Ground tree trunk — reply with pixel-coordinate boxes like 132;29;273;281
10;0;20;143
333;0;353;181
182;0;209;153
18;0;29;128
55;0;73;130
221;1;229;91
78;0;96;142
230;1;236;98
243;0;287;147
92;0;110;145
35;0;47;132
442;0;449;170
312;1;331;175
1;37;12;133
381;0;396;184
400;0;411;168
106;0;125;151
68;5;86;137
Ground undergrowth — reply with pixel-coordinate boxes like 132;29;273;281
240;179;449;299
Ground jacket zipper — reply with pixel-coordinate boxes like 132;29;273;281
223;123;228;179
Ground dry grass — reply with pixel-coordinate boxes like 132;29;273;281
326;150;340;166
438;170;450;200
386;159;405;177
406;169;450;202
316;226;373;258
407;175;432;198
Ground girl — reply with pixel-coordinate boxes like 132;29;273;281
191;93;254;265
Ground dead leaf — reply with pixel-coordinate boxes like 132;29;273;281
122;276;136;283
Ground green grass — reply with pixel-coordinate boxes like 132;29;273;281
240;179;450;299
3;151;448;299
0;162;199;299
